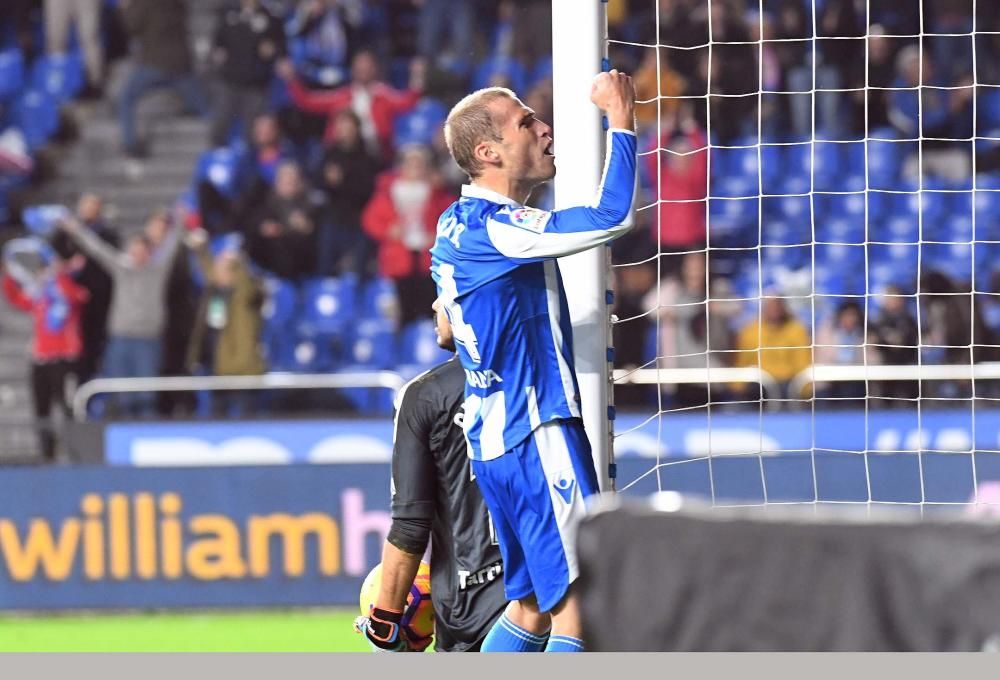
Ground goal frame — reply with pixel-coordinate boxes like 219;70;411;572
551;0;615;492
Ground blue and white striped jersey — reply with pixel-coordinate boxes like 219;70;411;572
430;129;637;460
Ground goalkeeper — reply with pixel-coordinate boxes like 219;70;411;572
430;71;637;652
355;299;547;652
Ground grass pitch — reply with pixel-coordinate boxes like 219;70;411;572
0;609;370;652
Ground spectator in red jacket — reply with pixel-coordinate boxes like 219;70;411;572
278;50;425;163
2;252;89;462
643;104;708;278
362;144;454;327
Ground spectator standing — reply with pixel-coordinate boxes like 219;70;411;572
856;25;897;132
210;0;287;147
279;50;425;163
185;229;265;416
318;109;380;276
118;0;210;158
60;193;118;384
734;296;812;401
642;106;708;276
147;210;198;416
416;0;476;69
43;0;104;98
198;113;295;236
287;0;363;88
58;210;183;417
362;145;453;327
247;161;323;280
644;251;736;408
888;45;974;181
2;252;89;461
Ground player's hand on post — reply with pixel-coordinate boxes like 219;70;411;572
590;69;636;132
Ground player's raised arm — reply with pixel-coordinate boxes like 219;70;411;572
485;71;638;261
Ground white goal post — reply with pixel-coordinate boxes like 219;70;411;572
551;0;616;491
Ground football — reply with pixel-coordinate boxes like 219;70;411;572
359;561;435;644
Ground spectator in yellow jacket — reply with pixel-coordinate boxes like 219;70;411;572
734;295;812;400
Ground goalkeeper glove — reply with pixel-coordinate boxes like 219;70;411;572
354;607;408;652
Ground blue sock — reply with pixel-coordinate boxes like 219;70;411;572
480;613;549;652
545;635;585;652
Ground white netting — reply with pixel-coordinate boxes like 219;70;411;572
607;0;1000;513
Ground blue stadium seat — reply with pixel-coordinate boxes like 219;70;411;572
814;269;865;297
976;242;1000;292
761;218;809;246
284;334;336;373
974;175;1000;231
784;141;841;192
761;244;809;271
866;128;909;191
12;90;59;150
710;176;756;198
923;242;973;284
815;216;864;245
869;243;919;282
841;139;865;174
398;319;452;368
360;276;398;322
868;261;911;294
816;242;865;268
300;276;358;337
759;142;783;195
0;48;25;102
892;182;947;227
708;196;759;240
869;216;916;244
947;188;974;223
980;89;1000;131
770;193;811;221
943;216;974;243
346;319;397;368
30;53;84;103
260;277;299;370
193;147;247;200
394;97;448;147
819;190;878;224
714;140;760;184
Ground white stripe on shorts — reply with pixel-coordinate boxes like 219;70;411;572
533;421;589;584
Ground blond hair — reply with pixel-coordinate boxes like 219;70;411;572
444;87;517;179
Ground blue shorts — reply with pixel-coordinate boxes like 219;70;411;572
470;418;600;613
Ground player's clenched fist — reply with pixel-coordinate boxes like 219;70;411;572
590;69;635;131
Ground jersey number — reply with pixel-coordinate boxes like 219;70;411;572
437;262;482;363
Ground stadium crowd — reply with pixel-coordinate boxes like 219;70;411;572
2;0;1000;462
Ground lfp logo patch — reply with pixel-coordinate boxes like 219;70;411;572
508;207;551;234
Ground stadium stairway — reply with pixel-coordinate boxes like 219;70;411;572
0;1;224;462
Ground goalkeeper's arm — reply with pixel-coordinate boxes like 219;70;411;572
357;382;437;651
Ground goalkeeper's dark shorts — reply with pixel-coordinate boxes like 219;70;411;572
470;417;600;613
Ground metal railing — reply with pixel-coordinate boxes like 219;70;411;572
613;366;781;403
72;371;406;421
613;363;1000;409
788;362;1000;401
71;363;1000;421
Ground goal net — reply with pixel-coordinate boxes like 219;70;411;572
606;0;1000;513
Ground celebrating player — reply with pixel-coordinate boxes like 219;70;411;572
429;71;637;652
355;299;548;652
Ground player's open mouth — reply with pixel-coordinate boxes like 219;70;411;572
544;143;554;156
